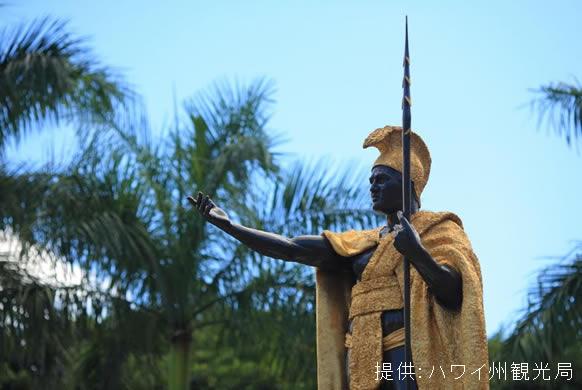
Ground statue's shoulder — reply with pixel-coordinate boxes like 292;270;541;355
415;210;475;252
321;227;382;257
412;210;464;231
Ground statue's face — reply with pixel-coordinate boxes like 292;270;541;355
369;165;403;215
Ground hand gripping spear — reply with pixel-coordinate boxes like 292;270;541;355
401;16;413;389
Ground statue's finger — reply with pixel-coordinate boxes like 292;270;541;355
202;196;211;213
197;196;204;211
398;214;413;231
187;196;197;206
197;192;203;207
390;228;400;239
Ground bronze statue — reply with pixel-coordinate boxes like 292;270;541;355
188;126;488;390
189;19;487;390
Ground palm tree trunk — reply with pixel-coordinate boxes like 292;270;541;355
168;329;192;390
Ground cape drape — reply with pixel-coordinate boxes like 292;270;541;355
315;211;489;390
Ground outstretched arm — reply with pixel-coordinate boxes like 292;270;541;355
187;192;349;269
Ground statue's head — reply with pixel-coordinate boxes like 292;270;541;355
369;165;418;215
363;126;431;212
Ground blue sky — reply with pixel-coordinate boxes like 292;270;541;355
2;0;582;336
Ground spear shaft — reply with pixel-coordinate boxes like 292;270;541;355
401;16;413;389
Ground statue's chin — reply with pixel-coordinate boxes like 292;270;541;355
372;205;388;215
373;204;399;216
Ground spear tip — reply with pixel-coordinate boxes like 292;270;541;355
403;16;410;66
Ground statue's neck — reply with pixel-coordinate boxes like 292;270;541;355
386;201;419;229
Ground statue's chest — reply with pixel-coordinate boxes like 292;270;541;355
351;246;377;281
351;229;400;281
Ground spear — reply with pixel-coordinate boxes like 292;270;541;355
401;15;413;389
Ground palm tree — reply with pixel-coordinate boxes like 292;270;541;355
528;79;582;376
489;247;582;389
0;15;132;388
7;78;379;389
531;81;582;147
0;248;73;389
487;82;582;388
0;231;145;389
0;17;130;152
505;247;581;362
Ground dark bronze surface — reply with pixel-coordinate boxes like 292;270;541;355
402;18;413;389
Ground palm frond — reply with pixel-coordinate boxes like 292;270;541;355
183;78;282;193
504;244;582;363
0;17;131;150
0;239;112;388
0;227;167;388
258;158;380;235
531;81;582;146
2;73;375;387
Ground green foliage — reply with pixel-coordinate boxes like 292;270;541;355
488;245;582;389
489;78;582;388
0;14;378;388
2;76;378;388
505;247;581;364
0;17;130;151
120;354;165;390
531;81;582;147
191;323;314;390
0;250;80;389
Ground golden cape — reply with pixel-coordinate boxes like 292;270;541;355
315;211;489;389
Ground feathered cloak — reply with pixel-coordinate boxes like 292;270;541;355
315;211;489;389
